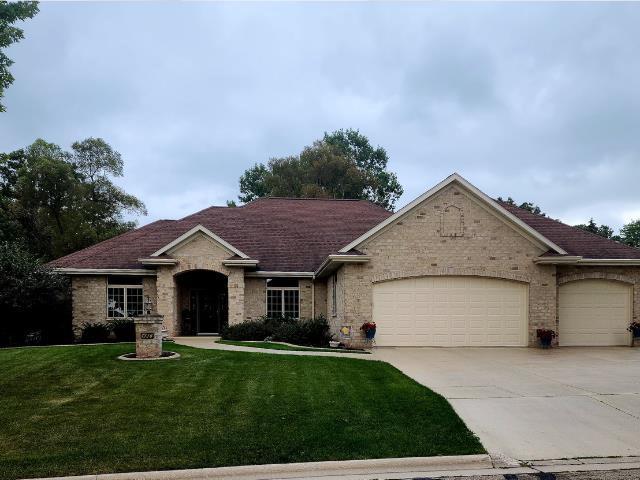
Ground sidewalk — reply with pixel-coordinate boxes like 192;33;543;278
173;336;376;359
23;456;640;480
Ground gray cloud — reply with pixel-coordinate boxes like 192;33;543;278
1;2;639;230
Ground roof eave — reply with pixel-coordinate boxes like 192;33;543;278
315;254;371;278
53;268;157;276
534;256;640;266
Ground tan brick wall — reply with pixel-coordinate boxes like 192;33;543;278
244;278;266;320
71;276;107;334
155;232;245;336
71;275;157;337
337;184;557;346
299;279;313;319
313;280;327;318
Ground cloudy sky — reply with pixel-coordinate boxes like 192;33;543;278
1;2;639;230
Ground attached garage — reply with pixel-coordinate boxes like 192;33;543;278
372;276;528;347
558;279;632;346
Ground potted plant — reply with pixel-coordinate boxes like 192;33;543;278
628;322;640;346
536;328;556;349
361;321;377;340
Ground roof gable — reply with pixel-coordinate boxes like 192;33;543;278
339;173;568;255
151;224;249;259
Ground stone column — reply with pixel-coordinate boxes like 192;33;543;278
134;315;164;358
227;269;245;325
156;266;178;336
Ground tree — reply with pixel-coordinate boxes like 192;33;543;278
620;220;640;247
497;197;546;216
0;138;146;259
238;130;403;210
574;218;618;241
0;1;39;112
323;129;403;210
0;241;70;346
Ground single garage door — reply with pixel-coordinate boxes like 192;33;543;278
372;276;528;346
559;280;632;346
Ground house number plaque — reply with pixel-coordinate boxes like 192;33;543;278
140;332;155;339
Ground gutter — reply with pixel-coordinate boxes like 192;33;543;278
315;254;371;278
53;268;156;276
534;256;640;266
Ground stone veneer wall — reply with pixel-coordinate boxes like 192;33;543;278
299;279;313;319
336;184;557;347
155;233;245;336
556;266;640;328
71;275;156;337
244;278;266;320
71;276;107;334
313;280;327;318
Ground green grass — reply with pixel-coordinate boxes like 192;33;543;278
0;343;483;479
217;339;370;354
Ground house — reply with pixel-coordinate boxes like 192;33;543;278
50;173;640;347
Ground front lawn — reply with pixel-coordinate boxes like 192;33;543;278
217;339;370;353
0;344;483;479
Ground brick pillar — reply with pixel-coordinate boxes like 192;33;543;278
134;315;164;358
227;269;245;325
156;267;178;336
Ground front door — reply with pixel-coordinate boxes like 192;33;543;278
190;289;228;334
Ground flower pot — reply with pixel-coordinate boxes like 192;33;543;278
365;329;376;340
329;341;340;348
539;338;552;349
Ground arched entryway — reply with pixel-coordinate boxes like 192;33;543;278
175;270;228;335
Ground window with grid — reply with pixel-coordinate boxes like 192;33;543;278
107;286;144;318
266;279;299;319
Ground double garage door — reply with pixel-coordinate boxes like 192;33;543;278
373;276;528;346
372;276;632;347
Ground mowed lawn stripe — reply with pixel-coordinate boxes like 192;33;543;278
0;343;483;479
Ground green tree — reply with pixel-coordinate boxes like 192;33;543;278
574;218;618;240
324;129;403;209
0;138;146;259
238;130;403;210
620;220;640;247
0;241;70;346
497;197;546;216
0;1;39;112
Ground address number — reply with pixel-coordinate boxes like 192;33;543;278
140;333;155;339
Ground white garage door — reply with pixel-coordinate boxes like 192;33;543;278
559;280;632;346
372;276;528;346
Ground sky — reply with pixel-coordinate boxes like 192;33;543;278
1;2;639;231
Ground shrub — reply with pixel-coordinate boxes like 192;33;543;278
108;318;135;342
221;314;333;347
222;318;270;341
79;322;111;344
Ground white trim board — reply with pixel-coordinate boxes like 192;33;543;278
150;224;249;259
339;173;567;255
54;268;156;276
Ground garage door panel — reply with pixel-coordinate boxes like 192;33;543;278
559;280;632;346
373;276;528;347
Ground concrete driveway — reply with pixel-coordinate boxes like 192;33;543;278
373;347;640;461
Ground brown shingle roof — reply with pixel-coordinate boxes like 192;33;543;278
49;195;640;272
500;202;640;259
49;198;392;272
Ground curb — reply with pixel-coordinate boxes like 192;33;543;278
24;454;493;480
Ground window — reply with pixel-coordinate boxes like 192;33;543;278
331;273;337;316
107;286;144;318
266;279;299;318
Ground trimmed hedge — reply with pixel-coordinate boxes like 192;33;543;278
222;315;332;347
